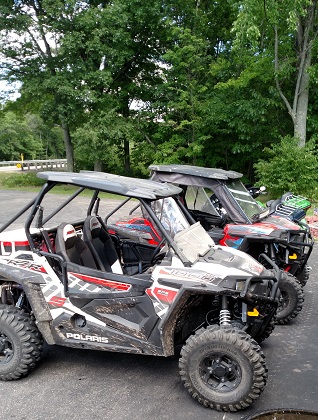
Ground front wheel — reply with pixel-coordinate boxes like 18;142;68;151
276;272;304;325
0;305;43;380
179;326;267;412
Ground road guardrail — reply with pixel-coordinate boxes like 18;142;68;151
0;159;67;171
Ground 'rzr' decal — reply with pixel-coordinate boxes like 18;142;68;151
6;259;47;273
69;272;131;291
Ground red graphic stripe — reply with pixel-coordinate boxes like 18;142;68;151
49;296;66;307
1;241;29;246
30;265;47;273
69;272;131;291
151;287;178;304
159;268;170;275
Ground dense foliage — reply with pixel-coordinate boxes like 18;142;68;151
0;109;64;160
254;136;318;198
1;0;318;196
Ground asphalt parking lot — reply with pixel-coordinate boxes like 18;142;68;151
0;190;317;420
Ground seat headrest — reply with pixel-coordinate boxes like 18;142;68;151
61;224;77;248
88;216;102;239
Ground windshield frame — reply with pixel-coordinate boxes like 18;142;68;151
104;194;202;266
185;185;220;216
141;196;200;265
224;180;269;222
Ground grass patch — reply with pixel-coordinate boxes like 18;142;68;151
0;172;45;189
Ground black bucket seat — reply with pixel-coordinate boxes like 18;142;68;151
83;216;123;274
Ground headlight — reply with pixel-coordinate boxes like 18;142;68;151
236;280;246;291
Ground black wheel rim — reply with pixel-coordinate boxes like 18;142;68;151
199;352;241;392
0;333;14;365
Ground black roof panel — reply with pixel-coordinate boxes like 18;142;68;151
148;164;242;180
37;171;182;199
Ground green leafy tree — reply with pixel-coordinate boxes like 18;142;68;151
4;96;65;159
199;52;293;177
254;136;318;198
0;0;88;170
149;0;288;178
152;28;211;164
150;0;237;166
2;0;317;181
73;109;135;174
0;110;43;160
232;0;318;146
0;0;170;173
66;0;169;173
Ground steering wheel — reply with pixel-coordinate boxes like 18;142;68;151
149;238;167;266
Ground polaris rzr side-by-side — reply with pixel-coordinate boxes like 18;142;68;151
146;164;313;324
0;171;281;412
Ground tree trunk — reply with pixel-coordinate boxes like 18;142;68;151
60;119;74;172
94;160;104;172
122;97;131;174
273;1;316;147
294;24;312;147
124;138;130;173
294;70;310;147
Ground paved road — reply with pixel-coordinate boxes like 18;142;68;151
0;190;317;420
0;165;18;172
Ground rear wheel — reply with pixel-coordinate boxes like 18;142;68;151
0;305;43;380
276;272;304;325
296;264;310;287
255;317;276;344
179;326;267;411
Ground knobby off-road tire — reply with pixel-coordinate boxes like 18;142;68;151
179;326;267;412
0;305;44;380
276;272;304;325
296;264;310;287
255;317;276;344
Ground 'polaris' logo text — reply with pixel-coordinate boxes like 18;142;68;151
165;268;216;282
66;333;108;343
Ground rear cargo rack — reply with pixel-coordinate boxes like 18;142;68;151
273;203;306;221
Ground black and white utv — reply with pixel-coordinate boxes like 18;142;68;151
148;164;311;325
0;171;281;412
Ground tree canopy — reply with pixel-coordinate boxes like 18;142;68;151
1;0;318;195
